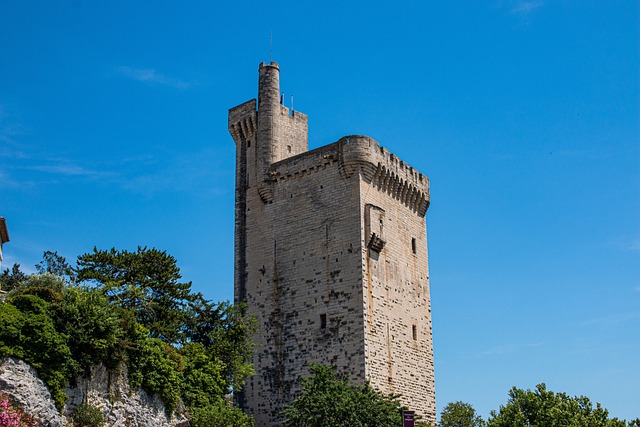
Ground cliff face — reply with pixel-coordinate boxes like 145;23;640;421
0;358;188;427
0;358;63;427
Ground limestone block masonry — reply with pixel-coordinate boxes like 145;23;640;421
229;62;435;426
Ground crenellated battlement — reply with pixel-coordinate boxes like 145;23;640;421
336;135;429;189
370;161;430;217
265;135;429;216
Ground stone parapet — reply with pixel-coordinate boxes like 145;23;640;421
268;135;430;217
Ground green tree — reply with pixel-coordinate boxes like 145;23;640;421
179;342;225;408
12;273;65;301
186;298;256;393
2;246;257;422
282;364;406;427
0;264;27;292
50;285;121;374
440;402;484;427
486;383;630;427
77;246;195;344
35;250;76;284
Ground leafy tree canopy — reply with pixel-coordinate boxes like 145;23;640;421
282;364;407;427
439;401;484;427
0;248;256;425
486;383;634;427
0;263;27;293
186;297;256;393
77;246;196;344
35;250;76;284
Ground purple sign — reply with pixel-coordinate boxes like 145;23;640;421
403;410;415;427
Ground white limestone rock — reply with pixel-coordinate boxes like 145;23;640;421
0;358;188;427
0;357;64;427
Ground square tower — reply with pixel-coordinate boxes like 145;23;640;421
229;62;435;426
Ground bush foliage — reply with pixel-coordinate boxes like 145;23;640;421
485;383;638;427
189;398;254;427
440;387;639;427
0;249;256;425
282;363;407;427
70;404;103;427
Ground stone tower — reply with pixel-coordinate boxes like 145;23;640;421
229;62;435;426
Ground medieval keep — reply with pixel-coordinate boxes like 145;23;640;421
229;62;435;426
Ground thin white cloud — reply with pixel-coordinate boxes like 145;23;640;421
580;312;640;327
0;105;30;159
0;140;28;159
608;235;640;253
625;238;640;252
117;148;232;197
3;142;228;198
26;163;107;177
116;66;196;89
510;0;543;15
0;170;22;189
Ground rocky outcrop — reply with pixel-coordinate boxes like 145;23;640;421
0;357;64;427
0;358;188;427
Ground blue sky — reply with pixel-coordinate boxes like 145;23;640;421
1;0;638;421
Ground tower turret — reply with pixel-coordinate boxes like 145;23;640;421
257;62;281;188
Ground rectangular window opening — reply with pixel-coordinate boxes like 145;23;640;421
411;238;417;254
320;314;327;329
412;325;417;340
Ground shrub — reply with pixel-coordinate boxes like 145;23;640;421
189;399;254;427
180;342;225;408
128;338;183;413
70;404;103;427
0;297;72;409
282;364;406;427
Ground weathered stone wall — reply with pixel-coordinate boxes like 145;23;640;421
331;135;435;420
357;152;435;421
245;151;367;425
276;106;308;162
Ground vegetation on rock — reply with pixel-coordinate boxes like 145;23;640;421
0;248;256;426
70;403;103;427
